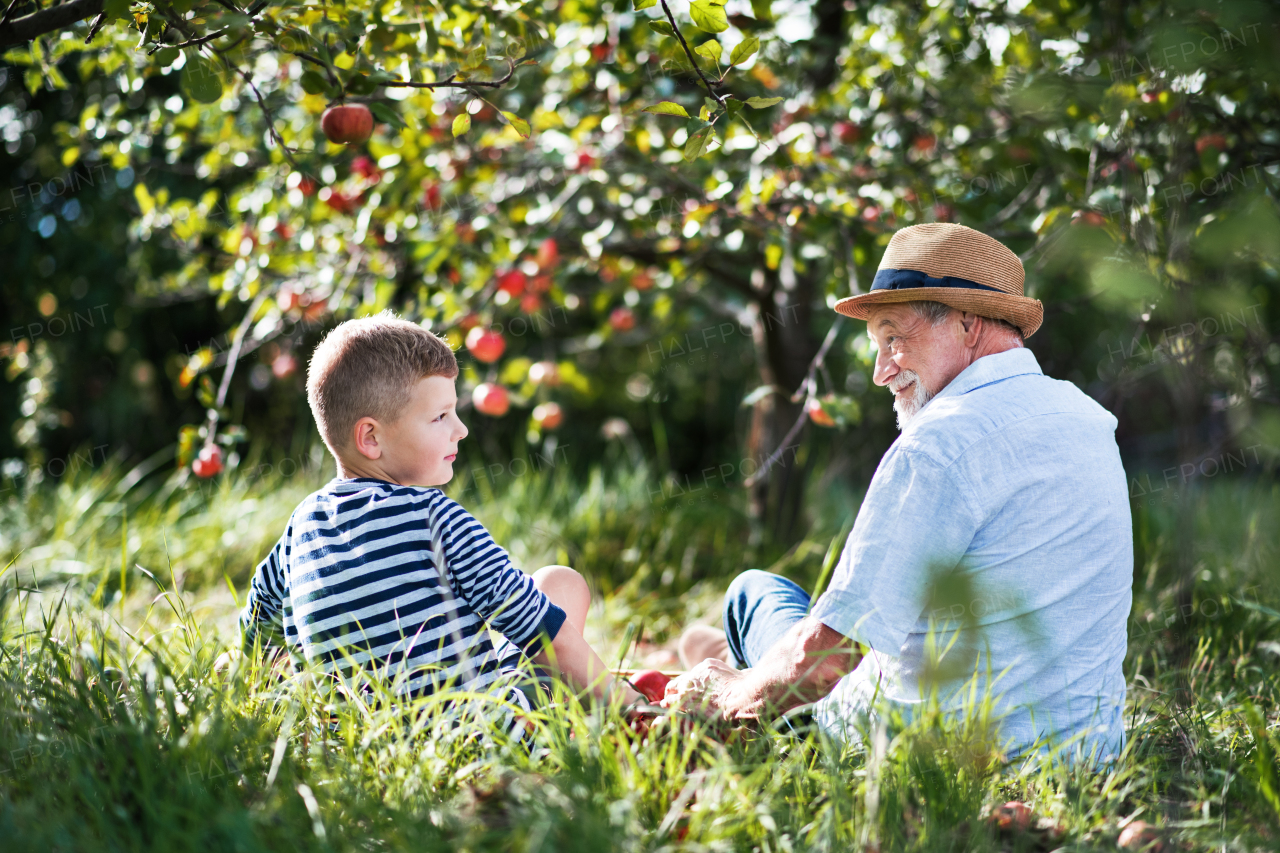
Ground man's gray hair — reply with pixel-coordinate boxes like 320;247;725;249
906;300;1024;343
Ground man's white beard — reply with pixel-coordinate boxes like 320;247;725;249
890;370;934;430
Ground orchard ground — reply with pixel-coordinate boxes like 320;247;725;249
1;452;1278;852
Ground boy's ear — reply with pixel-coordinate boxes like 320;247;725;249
351;417;383;460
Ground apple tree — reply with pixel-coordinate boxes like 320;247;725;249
2;0;1277;544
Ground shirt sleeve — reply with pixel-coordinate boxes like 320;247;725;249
810;447;981;653
240;530;289;656
430;494;566;652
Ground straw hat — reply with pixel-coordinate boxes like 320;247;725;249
833;223;1043;338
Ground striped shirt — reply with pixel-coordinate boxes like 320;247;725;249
239;477;566;710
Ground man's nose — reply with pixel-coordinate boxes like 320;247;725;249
872;349;898;387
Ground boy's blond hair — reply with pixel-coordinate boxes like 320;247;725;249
306;311;458;458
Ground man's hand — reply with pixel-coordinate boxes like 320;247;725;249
662;658;743;719
666;617;861;723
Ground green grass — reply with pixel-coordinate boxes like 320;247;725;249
1;451;1278;851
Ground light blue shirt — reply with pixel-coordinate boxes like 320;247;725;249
810;347;1132;761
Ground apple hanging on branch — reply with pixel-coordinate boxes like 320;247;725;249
532;402;563;430
466;327;506;363
321;103;374;145
472;383;510;417
192;445;223;478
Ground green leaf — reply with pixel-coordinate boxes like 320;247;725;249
452;113;471;137
633;0;657;8
684;125;714;161
648;20;675;37
694;39;722;63
690;0;729;33
698;104;711;121
154;47;179;67
368;102;406;130
642;101;689;117
103;0;130;20
182;54;223;104
724;97;744;115
346;74;377;95
729;36;759;65
745;96;782;108
300;70;329;95
749;0;773;21
463;45;486;70
501;111;531;138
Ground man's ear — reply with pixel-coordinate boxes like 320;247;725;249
960;311;984;343
351;417;382;460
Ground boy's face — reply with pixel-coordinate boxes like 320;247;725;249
354;375;469;487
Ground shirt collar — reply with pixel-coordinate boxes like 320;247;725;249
326;476;396;494
932;347;1043;402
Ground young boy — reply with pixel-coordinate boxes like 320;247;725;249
238;311;641;719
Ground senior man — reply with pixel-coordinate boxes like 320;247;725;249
673;223;1132;762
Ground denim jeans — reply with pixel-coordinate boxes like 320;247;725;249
722;570;812;669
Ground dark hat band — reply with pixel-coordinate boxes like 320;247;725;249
871;268;1006;294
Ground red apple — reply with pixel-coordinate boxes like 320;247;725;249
528;360;560;386
320;187;359;214
590;42;610;62
272;222;293;241
497;270;527;296
632;269;654;291
609;307;635;332
574;151;597;172
472;383;510;417
630;670;671;702
298;176;317;197
302;299;329;322
321;103;374;145
805;397;836;428
422;182;442;211
457;312;480;332
1195;133;1227;155
466;327;506;363
532;402;563;430
529;274;553;294
519;293;543;313
192;445;223;479
1072;209;1107;227
912;133;937;152
351;155;380;180
988;801;1033;832
833;121;861;145
536;238;560;270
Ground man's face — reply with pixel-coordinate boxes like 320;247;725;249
866;304;971;429
376;375;469;486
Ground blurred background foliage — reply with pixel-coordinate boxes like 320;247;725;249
1;0;1278;557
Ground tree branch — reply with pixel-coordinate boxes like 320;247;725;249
0;0;102;50
381;59;517;91
658;0;724;107
744;317;845;488
1;0;30;29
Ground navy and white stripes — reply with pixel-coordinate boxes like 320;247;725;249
240;477;565;705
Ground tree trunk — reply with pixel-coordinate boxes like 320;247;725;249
747;245;821;543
